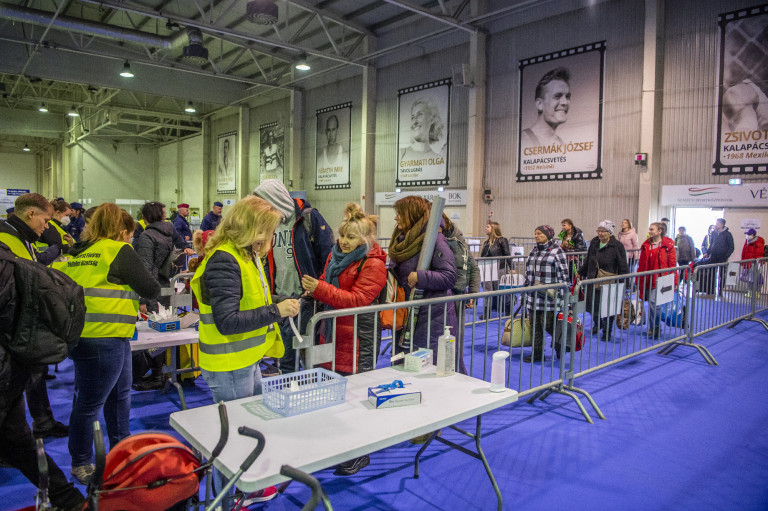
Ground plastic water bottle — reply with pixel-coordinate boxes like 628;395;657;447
436;326;455;376
490;351;510;392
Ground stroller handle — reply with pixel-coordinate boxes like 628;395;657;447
237;427;266;471
210;402;229;459
280;465;332;511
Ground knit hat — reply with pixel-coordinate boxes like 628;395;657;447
535;225;555;240
746;228;757;236
598;219;615;234
253;179;295;224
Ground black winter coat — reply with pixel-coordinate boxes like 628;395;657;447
579;236;629;279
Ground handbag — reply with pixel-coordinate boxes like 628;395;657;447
501;305;533;347
595;261;616;289
615;291;636;330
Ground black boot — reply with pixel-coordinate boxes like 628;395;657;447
132;355;166;391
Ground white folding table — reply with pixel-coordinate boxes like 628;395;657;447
170;366;518;510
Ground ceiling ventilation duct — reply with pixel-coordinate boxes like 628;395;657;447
181;28;209;66
246;0;278;25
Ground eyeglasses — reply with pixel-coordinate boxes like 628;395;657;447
596;229;608;233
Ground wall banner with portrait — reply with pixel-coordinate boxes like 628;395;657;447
315;102;352;190
517;41;605;182
713;3;768;175
260;122;285;183
216;131;237;194
397;79;451;187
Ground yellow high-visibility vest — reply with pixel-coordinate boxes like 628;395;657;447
190;241;283;372
0;232;35;261
34;220;68;253
138;219;147;229
53;239;138;338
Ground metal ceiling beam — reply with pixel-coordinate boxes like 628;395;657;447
78;0;366;67
284;0;374;37
379;0;476;33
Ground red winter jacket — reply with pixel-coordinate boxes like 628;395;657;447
637;236;678;300
313;243;387;374
741;236;765;269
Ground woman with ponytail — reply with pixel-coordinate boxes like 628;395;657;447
301;203;386;477
301;203;387;376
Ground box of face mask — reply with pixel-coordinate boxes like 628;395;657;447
404;348;433;372
368;381;422;409
148;319;181;332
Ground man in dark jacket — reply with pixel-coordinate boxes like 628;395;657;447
0;255;86;511
0;193;69;438
200;202;223;231
173;203;193;241
253;180;334;373
702;218;735;297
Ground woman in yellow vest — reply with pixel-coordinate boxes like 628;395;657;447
53;203;160;485
34;198;75;261
190;195;299;504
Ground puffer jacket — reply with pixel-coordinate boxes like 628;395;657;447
313;244;387;374
392;233;458;350
135;221;174;285
741;236;765;270
637;236;678;300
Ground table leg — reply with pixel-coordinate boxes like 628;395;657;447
413;416;503;511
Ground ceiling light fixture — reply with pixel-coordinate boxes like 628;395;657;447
68;105;79;117
185;101;196;113
246;0;278;25
120;61;134;78
295;55;310;71
38;102;48;112
23;143;30;152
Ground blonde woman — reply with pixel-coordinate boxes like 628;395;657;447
190;195;299;504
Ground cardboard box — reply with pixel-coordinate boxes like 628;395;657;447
404;348;433;372
368;382;421;409
148;319;181;332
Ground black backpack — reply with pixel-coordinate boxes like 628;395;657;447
0;242;86;365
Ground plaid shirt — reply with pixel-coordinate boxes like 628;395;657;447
525;240;569;311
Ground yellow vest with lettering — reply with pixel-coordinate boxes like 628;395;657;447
190;242;283;372
34;220;68;253
53;239;138;338
0;232;35;261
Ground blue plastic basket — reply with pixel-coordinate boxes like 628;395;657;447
261;368;347;417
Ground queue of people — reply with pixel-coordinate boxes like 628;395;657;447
1;186;765;510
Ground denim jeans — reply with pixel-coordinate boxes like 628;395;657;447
69;337;132;466
202;364;263;403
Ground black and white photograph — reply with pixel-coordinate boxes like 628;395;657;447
260;122;284;182
517;41;605;181
397;79;450;186
316;102;352;190
714;3;768;174
216;131;237;194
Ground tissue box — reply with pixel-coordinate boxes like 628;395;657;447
368;384;421;409
148;319;181;332
404;348;433;372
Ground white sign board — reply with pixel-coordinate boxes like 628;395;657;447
740;218;761;231
652;274;676;306
600;282;626;318
375;190;467;206
478;260;499;283
726;262;740;287
0;188;30;220
661;183;768;207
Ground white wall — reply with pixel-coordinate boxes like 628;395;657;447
0;152;38;192
79;140;156;208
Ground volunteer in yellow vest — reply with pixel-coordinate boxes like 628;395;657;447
190;196;298;504
0;192;71;440
53;203;160;485
34;198;75;260
191;195;299;397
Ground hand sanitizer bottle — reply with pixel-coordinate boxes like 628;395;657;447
490;351;509;392
436;326;455;376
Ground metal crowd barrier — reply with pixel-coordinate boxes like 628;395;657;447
293;257;768;424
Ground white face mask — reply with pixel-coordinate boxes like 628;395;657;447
60;215;71;226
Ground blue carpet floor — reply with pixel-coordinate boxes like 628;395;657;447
2;313;768;510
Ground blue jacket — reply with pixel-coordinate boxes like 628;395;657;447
173;215;192;241
265;198;334;294
66;214;85;241
200;211;221;232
